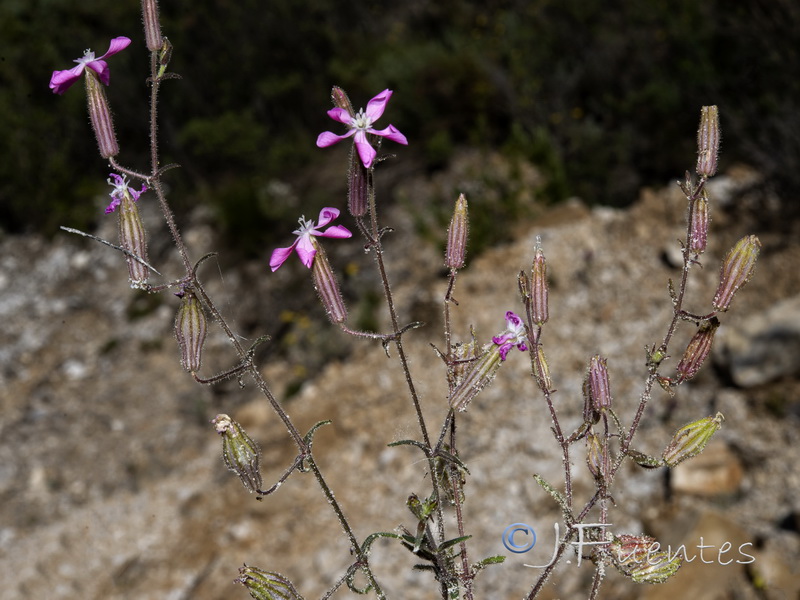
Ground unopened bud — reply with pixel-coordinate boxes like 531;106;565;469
174;289;207;372
85;70;119;159
688;191;710;255
662;412;724;467
234;565;303;600
676;317;719;383
212;414;263;495
587;355;612;412
449;345;503;412
347;153;368;217
118;190;149;289
445;194;469;269
712;235;761;312
586;432;609;481
311;242;347;324
696;105;720;178
158;37;172;68
331;85;355;117
141;0;163;52
530;239;549;324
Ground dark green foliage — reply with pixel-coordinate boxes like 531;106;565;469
7;0;798;247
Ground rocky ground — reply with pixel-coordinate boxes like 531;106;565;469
1;156;799;599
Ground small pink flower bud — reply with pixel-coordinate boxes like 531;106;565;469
118;190;150;289
174;289;207;373
688;191;710;255
141;0;163;52
347;152;368;217
696;105;720;178
530;239;549;324
311;241;347;324
331;85;355;118
676;317;719;383
445;194;469;270
586;432;609;481
712;235;761;312
662;412;724;467
234;565;303;600
212;414;263;495
587;355;612;412
84;70;119;159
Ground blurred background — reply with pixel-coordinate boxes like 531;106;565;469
5;0;799;249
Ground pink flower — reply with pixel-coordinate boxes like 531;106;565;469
269;208;352;272
316;89;408;168
105;173;147;214
492;311;528;361
49;36;131;95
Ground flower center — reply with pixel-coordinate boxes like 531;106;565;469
293;216;315;236
76;49;96;65
350;108;373;132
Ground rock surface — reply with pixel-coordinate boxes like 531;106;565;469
1;160;798;599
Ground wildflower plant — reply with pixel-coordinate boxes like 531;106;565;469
50;4;761;599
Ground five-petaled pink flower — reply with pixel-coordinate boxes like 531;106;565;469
105;173;147;214
492;311;528;361
49;36;131;95
270;208;352;272
316;89;408;169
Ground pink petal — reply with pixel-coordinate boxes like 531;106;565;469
49;65;85;94
315;207;341;228
365;89;392;121
98;36;132;60
320;225;352;239
294;235;317;268
86;59;111;85
369;124;408;145
326;107;352;124
269;243;298;272
353;131;377;168
316;130;354;148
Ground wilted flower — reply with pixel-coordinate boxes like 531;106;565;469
212;414;263;495
107;174;150;288
106;173;147;214
49;36;131;95
317;89;408;168
492;311;528;361
269;208;352;272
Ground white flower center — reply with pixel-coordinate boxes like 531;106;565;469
76;49;96;65
350;108;373;132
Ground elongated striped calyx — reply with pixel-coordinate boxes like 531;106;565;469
688;190;710;255
676;317;719;383
696;105;720;178
141;0;163;51
85;70;119;159
445;194;469;269
234;565;303;600
118;187;150;289
712;235;761;312
311;241;347;324
174;288;207;372
530;239;549;325
212;414;263;496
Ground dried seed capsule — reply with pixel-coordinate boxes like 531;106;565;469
311;241;347;324
587;355;612;412
174;289;207;372
696;105;720;178
141;0;163;52
676;317;719;383
712;235;761;312
118;189;149;289
212;414;263;495
445;194;469;270
688;190;710;255
530;239;549;325
234;565;303;600
662;412;724;467
84;70;119;159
